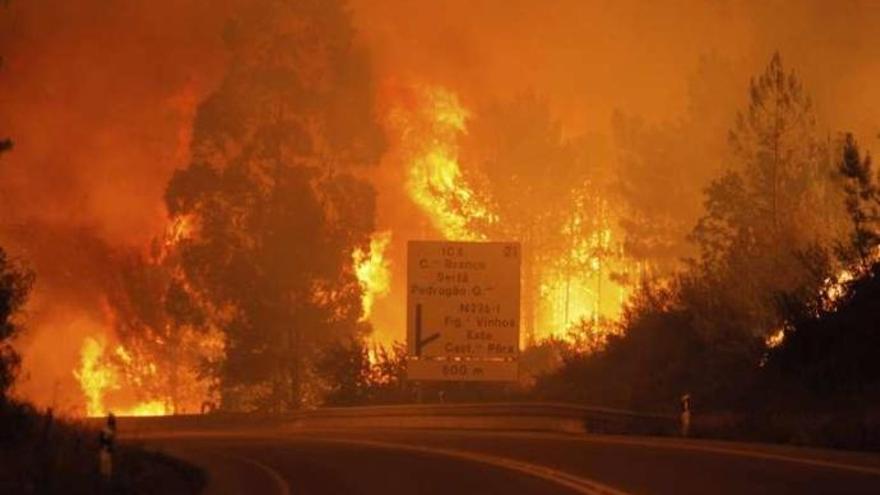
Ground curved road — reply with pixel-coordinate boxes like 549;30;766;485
137;428;880;495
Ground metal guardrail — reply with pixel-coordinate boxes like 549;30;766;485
106;402;678;436
291;402;677;435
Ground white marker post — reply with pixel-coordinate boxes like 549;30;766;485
98;413;117;482
406;241;520;381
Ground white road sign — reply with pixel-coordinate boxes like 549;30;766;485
406;240;520;381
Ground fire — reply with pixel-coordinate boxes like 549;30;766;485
390;84;635;347
539;195;633;340
389;85;495;240
354;231;392;321
73;335;170;417
765;327;785;349
167;214;196;245
74;336;118;417
120;400;168;417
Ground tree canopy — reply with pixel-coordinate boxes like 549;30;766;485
164;0;384;411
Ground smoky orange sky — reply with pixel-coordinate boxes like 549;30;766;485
1;0;879;410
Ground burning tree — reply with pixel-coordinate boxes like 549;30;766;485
461;93;586;345
690;52;849;337
391;86;632;345
164;0;384;411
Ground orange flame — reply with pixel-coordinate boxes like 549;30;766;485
390;84;634;347
389;85;495;240
354;231;392;322
73;335;170;417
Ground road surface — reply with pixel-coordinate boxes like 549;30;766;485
134;427;880;494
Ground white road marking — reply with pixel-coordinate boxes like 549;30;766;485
376;429;880;477
308;436;629;495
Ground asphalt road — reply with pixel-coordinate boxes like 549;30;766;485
136;428;880;495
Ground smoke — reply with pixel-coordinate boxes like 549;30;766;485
351;0;880;137
353;0;880;342
0;0;235;409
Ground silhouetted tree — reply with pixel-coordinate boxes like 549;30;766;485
0;246;34;398
691;52;846;337
836;133;879;271
315;336;372;406
534;276;763;411
367;342;413;404
165;0;383;411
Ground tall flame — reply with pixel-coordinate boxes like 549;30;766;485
390;85;494;240
73;335;170;417
354;231;392;321
389;84;634;346
73;336;117;417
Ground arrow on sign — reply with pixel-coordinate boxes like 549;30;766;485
414;303;440;357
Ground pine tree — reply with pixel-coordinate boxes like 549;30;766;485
691;52;847;336
837;133;880;271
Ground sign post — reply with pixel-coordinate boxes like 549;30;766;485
406;241;520;381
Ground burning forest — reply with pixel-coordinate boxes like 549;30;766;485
0;1;879;452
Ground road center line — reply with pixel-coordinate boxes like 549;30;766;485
306;436;629;495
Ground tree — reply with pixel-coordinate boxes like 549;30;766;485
613;55;740;274
534;275;763;411
0;252;31;398
103;242;222;414
691;52;846;336
315;336;372;406
164;0;383;411
461;93;591;344
836;133;879;272
766;260;880;409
